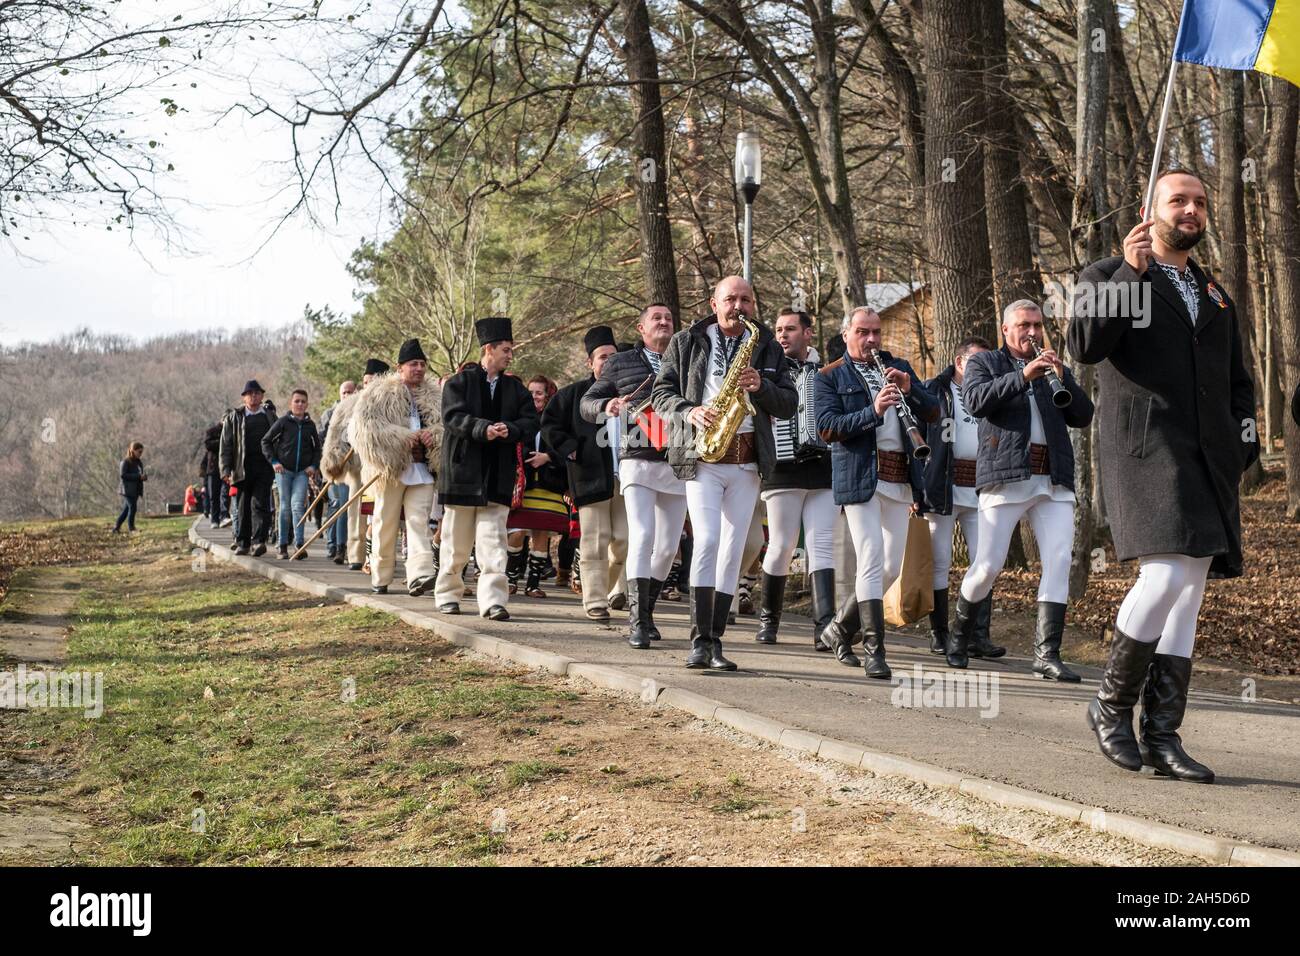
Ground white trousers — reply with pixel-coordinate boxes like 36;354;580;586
741;497;766;576
685;463;760;594
843;494;912;601
436;503;510;614
834;510;857;605
371;478;435;588
1114;553;1211;659
925;505;980;590
960;496;1074;604
623;483;688;582
762;487;838;575
577;484;629;610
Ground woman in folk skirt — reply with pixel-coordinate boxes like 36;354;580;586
507;376;570;596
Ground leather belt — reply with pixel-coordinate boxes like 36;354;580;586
877;449;909;484
714;431;757;465
953;457;977;488
1030;443;1050;475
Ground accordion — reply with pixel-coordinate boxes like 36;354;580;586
773;362;828;463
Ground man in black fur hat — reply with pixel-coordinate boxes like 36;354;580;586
434;317;538;621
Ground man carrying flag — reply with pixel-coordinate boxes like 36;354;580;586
1069;167;1257;785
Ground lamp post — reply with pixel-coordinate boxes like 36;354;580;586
734;131;762;282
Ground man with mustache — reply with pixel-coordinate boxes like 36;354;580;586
652;276;797;670
1069;168;1257;784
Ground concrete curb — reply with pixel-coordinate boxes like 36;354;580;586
189;519;1300;867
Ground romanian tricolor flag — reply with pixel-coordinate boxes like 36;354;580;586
1174;0;1300;86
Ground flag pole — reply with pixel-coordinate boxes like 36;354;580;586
1142;2;1190;217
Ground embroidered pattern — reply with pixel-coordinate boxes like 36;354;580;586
1155;260;1200;324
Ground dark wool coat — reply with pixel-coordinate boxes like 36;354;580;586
650;315;797;481
439;365;538;508
542;377;616;508
1067;254;1257;578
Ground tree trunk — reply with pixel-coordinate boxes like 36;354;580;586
1217;69;1266;493
1264;77;1300;517
923;0;996;362
622;0;681;326
980;0;1040;315
1067;0;1111;600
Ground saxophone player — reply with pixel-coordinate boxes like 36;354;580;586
652;276;797;670
814;307;940;679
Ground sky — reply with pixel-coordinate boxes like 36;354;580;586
0;2;409;347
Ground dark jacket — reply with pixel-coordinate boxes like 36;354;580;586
1067;254;1257;578
920;364;963;515
579;344;666;462
439;365;539;507
218;400;277;485
202;423;222;477
119;458;146;498
650;316;797;481
543;377;616;507
762;352;832;492
261;413;322;474
962;345;1094;491
814;352;939;506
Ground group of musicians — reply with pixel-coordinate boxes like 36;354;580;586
300;167;1251;785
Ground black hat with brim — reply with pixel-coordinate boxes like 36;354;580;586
241;379;265;396
475;317;513;346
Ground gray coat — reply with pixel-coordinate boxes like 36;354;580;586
650;316;797;481
1067;255;1257;578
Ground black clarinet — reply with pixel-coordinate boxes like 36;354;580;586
1029;337;1072;408
869;349;930;460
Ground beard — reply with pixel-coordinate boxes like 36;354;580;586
1155;217;1204;251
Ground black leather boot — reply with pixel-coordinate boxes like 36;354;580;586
755;572;785;644
947;595;975;669
928;587;950;655
859;599;891;680
810;569;835;652
1086;628;1159;772
685;586;715;669
1032;601;1080;681
822;595;861;667
968;591;1005;658
627;577;652;650
709;592;738;670
1140;654;1215;783
645;578;664;641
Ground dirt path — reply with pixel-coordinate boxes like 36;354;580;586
0;569;89;862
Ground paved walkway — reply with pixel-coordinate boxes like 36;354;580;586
191;522;1300;858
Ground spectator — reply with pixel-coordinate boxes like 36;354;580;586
262;388;322;559
220;380;278;556
114;442;147;533
506;375;568;597
319;380;357;563
202;421;230;528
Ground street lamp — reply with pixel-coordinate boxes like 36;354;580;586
734;131;762;282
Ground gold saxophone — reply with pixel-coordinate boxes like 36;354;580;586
696;318;759;463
